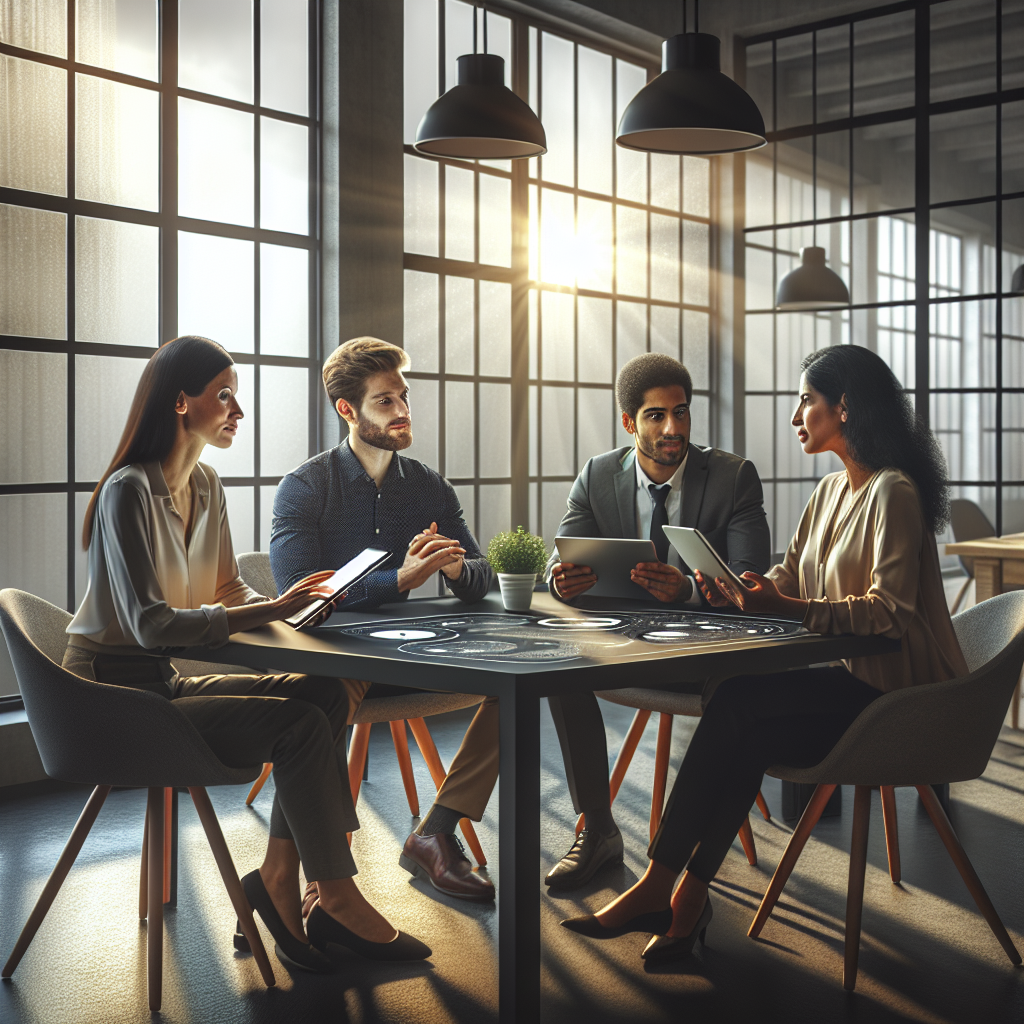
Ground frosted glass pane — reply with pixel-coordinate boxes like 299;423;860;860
76;216;158;346
261;0;307;115
616;60;647;203
478;484;511;549
541;33;574;187
479;173;511;268
479;383;510;476
479;280;511;378
576;197;613;293
404;0;438;144
201;363;254;476
259;485;276;552
445;276;474;373
650;154;679;211
542;480;571;546
77;0;158;81
260;243;308;356
540;188;574;286
179;0;252;103
260;365;308;476
577;46;612;196
74;491;90;606
541;387;574;476
541;290;573;381
403;270;438;373
179;231;254;353
0;0;66;57
179;98;254;227
683;157;709;217
578;296;612;384
683;219;709;306
261;117;308;234
445;164;474;262
404;154;438;257
445;380;474;478
0;204;66;339
224;485;255;554
0;56;65;196
683;309;709;391
577;387;614;467
616;300;646;374
651;213;679;302
0;494;66;608
405;377;438;469
75;354;147;481
0;350;66;483
745;395;774;478
650;304;679;359
616;205;647;298
76;74;159;211
444;0;473;92
529;287;538;379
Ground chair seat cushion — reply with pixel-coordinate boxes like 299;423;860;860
597;687;703;717
352;692;484;723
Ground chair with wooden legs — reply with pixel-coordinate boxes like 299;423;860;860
748;590;1024;991
592;688;773;865
0;589;275;1012
236;551;489;866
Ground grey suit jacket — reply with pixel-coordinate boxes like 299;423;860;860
544;444;771;606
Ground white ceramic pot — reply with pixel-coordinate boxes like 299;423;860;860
497;573;537;612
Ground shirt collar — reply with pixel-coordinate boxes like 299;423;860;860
142;461;211;508
337;436;406;484
634;448;687;495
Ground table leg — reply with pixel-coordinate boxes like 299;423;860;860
498;686;541;1024
973;558;1001;604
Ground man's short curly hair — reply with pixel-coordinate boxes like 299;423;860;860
322;336;410;409
615;353;693;420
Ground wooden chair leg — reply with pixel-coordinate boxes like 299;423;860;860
147;787;164;1012
348;722;372;806
188;787;276;988
245;763;273;806
737;815;757;866
139;811;149;921
916;784;1022;965
649;713;674;841
748;783;837;939
163;787;173;905
390;720;420;816
844;785;872;991
950;575;972;615
576;707;651;835
879;785;901;884
2;784;111;979
406;716;487;867
755;790;772;821
1012;673;1021;731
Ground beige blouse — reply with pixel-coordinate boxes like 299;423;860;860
67;461;264;653
767;468;968;692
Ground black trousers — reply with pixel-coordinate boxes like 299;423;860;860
648;666;881;881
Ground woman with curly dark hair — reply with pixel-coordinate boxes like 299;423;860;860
562;343;968;962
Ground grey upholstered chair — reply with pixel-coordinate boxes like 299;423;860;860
594;688;772;865
948;498;997;614
748;590;1024;991
235;551;489;865
0;589;275;1011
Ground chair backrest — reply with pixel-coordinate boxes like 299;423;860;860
770;590;1024;787
0;589;259;789
237;551;279;600
949;499;996;578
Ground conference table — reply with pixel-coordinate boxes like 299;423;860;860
183;589;897;1023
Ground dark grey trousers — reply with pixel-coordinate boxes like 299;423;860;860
62;644;359;881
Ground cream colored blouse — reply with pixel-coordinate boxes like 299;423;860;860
67;461;264;653
767;468;968;692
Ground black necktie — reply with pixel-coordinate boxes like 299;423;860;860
649;483;670;562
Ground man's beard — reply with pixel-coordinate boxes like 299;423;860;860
356;418;413;452
636;433;687;466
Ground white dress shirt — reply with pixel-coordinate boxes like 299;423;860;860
634;450;701;606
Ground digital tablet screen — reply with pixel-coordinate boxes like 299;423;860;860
285;548;391;628
660;527;751;590
554;536;658;600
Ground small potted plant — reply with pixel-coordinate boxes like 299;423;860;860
487;526;548;612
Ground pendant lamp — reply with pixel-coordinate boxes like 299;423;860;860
414;7;546;160
775;247;851;310
616;0;766;155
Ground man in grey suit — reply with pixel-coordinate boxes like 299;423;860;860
543;352;771;890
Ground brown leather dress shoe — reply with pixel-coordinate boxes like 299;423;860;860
400;831;495;901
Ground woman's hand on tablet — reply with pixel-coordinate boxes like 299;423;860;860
631;562;690;603
227;571;337;633
694;570;733;608
706;571;808;620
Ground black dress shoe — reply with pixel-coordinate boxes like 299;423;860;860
560;907;673;939
306;905;432;962
239;869;333;974
544;829;624;891
641;897;713;962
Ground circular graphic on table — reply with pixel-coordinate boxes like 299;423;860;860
536;617;623;630
369;628;439;641
417;640;519;656
644;630;692;641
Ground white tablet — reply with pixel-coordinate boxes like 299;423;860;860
553;536;658;600
286;548;391;628
661;526;751;590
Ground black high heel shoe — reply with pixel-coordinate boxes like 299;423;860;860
641;897;713;962
560;907;673;939
238;869;333;974
306;904;432;961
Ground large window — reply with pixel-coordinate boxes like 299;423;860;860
740;0;1024;558
0;0;320;695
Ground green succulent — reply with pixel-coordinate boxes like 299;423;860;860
486;526;549;576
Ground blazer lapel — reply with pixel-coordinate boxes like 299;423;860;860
680;445;710;527
613;449;638;537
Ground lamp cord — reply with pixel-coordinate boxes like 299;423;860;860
682;0;699;35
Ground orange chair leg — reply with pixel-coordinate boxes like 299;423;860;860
245;763;273;806
390;720;420;816
748;783;837;939
879;785;901;884
406;716;487;867
755;789;772;821
576;707;651;835
649;713;674;842
737;815;757;866
844;785;872;991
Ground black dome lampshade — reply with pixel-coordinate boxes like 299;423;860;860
776;247;850;310
616;33;766;155
414;53;547;160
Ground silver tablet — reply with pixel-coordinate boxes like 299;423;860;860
661;526;750;590
286;547;391;628
553;536;658;600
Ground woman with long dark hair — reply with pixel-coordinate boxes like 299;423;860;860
562;343;968;962
66;336;430;973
